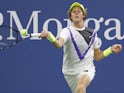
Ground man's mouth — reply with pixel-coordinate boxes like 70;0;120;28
75;16;79;18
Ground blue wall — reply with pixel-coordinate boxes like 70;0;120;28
0;0;124;93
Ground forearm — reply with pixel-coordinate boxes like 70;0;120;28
94;47;113;61
40;30;64;48
47;32;64;48
94;44;122;61
52;38;64;48
94;49;105;61
47;33;64;48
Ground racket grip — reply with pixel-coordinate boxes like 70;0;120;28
30;33;41;37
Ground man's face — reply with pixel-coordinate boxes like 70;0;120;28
70;7;85;22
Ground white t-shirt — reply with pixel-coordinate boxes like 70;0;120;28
58;25;100;75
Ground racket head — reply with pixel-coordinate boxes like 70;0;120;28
0;25;22;50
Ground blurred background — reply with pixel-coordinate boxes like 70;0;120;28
0;0;124;93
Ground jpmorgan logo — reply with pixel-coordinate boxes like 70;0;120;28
0;11;123;43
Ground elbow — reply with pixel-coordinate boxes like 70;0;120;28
94;50;104;61
94;56;103;61
54;45;62;48
53;43;63;48
94;58;101;61
53;40;63;48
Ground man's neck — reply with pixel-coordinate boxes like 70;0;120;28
73;21;84;28
73;22;85;29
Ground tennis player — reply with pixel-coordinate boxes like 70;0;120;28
40;2;122;93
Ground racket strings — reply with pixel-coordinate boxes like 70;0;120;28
0;25;22;50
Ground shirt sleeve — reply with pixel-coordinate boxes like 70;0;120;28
57;28;69;43
93;33;101;49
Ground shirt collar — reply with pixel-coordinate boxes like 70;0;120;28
71;23;85;31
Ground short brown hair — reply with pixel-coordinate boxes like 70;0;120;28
67;2;87;21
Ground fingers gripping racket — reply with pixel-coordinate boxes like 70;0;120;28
0;25;41;50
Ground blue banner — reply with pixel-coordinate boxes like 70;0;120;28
0;0;123;93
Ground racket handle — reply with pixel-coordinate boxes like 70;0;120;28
30;33;41;37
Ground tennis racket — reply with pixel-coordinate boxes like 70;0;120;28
0;25;41;50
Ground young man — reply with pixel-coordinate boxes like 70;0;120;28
40;2;122;93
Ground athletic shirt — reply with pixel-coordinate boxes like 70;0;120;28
58;25;100;75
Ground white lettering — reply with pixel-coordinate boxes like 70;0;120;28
104;18;124;40
0;12;4;40
0;11;123;41
0;12;4;25
43;18;63;37
85;17;104;32
7;11;41;39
